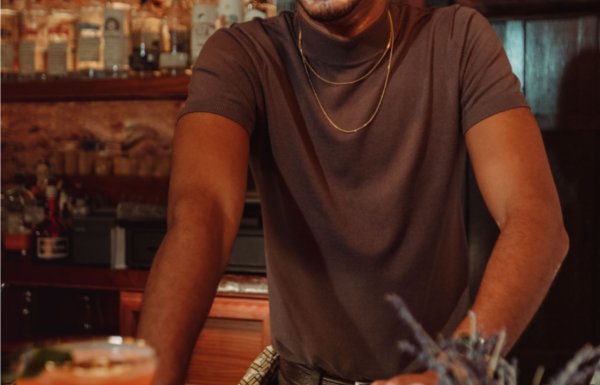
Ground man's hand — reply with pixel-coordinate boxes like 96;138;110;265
371;370;438;385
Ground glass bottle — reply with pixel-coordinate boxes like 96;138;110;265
1;0;19;79
19;0;48;79
216;0;241;28
76;0;104;77
33;181;69;262
190;0;216;63
129;0;164;75
104;0;133;77
46;0;77;77
159;0;190;76
1;173;37;257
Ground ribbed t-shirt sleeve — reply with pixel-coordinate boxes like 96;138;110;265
178;27;260;135
455;6;529;134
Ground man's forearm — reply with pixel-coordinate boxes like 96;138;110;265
454;208;569;352
137;218;232;385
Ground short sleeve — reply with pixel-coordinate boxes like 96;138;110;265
178;26;262;135
455;7;529;133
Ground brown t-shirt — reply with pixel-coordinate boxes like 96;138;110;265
180;2;529;380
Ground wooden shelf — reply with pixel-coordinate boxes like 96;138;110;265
1;75;190;103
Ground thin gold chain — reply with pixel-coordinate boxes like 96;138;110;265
298;21;392;86
298;10;394;134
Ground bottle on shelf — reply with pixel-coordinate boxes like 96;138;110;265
1;173;37;257
33;178;70;262
76;0;104;77
129;0;165;75
159;0;190;76
46;0;77;78
104;0;134;78
19;0;49;80
1;0;19;78
216;0;241;28
190;0;217;63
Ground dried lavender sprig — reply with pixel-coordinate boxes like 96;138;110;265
385;293;455;385
387;293;520;385
385;293;441;355
546;344;600;385
487;330;507;379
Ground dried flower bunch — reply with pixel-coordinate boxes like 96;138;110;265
385;293;600;385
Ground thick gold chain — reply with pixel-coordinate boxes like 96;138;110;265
297;10;394;134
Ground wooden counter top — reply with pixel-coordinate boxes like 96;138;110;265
1;257;268;297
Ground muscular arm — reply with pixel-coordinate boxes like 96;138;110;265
454;106;569;350
374;107;568;385
137;112;250;385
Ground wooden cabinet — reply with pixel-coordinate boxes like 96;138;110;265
120;291;270;385
1;283;120;347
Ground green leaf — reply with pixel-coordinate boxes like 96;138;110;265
18;348;73;379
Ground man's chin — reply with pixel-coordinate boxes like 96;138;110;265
297;0;360;22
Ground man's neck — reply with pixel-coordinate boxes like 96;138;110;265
299;0;388;39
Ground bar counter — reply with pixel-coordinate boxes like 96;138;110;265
1;256;270;385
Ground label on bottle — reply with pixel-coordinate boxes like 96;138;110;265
159;51;189;69
18;40;36;75
47;41;68;76
105;35;127;68
0;42;15;71
191;4;217;62
37;236;69;259
104;8;125;36
77;36;101;62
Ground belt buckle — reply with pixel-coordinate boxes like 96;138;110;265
354;382;371;385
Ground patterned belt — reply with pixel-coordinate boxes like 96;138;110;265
279;358;371;385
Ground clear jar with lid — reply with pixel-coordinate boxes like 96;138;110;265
159;0;190;76
190;0;217;63
46;0;77;77
104;0;134;78
76;0;104;77
19;0;49;79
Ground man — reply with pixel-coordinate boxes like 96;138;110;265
137;0;569;384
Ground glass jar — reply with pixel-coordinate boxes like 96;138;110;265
76;0;104;77
159;0;190;76
1;0;19;78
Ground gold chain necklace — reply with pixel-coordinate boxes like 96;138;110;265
297;10;394;134
298;16;392;86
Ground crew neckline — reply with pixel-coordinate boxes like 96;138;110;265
294;5;392;67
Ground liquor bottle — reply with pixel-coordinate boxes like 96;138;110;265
46;0;77;77
129;0;164;74
216;0;241;28
1;173;37;257
33;180;69;262
19;0;48;79
190;0;216;63
76;0;104;77
0;0;19;78
159;0;190;76
104;0;133;77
